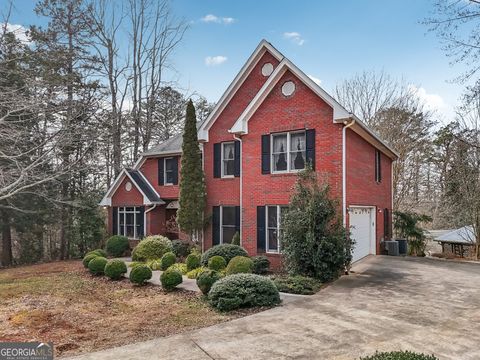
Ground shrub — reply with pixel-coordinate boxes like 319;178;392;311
208;255;227;271
208;274;280;311
86;249;107;258
104;259;128;280
160;252;176;271
171;240;192;258
88;256;108;276
186;253;201;271
252;256;270;274
128;261;145;268
82;253;98;268
105;235;129;257
360;351;438;360
271;275;322;295
186;266;207;279
146;259;162;270
196;270;221;295
129;264;152;285
201;244;248;266
226;256;253;275
168;263;188;275
231;232;240;246
160;268;183;291
131;235;173;262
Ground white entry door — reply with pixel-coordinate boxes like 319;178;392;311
349;207;375;262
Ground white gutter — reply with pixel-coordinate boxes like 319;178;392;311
233;134;243;246
342;117;356;227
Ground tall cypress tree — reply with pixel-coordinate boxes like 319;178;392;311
177;100;206;241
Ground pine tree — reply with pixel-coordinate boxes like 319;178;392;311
177;100;206;241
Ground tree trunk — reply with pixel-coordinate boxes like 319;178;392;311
1;210;12;266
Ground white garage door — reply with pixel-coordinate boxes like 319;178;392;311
349;207;375;262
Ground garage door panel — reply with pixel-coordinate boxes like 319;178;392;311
349;207;375;262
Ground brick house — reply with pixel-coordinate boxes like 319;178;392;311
100;40;398;265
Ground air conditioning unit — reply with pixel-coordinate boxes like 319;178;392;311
384;241;400;256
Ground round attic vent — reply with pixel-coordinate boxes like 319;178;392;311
281;81;295;96
261;62;274;76
125;181;132;192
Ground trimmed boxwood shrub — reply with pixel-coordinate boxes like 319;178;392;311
196;269;222;295
104;259;128;280
201;244;248;266
171;240;192;258
129;264;152;285
208;274;280;311
186;266;207;279
88;256;108;275
86;249;107;258
106;235;129;257
271;275;322;295
360;351;438;360
82;253;98;268
160;252;176;271
160;268;183;291
252;256;270;274
208;256;227;271
131;235;173;262
186;253;201;271
226;256;253;275
168;263;188;275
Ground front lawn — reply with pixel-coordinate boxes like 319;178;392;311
0;261;247;357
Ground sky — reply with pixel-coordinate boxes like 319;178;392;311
4;0;469;123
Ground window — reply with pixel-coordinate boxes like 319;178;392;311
164;157;175;185
271;131;306;173
222;142;235;177
266;205;288;253
118;207;142;239
375;149;382;183
221;206;236;243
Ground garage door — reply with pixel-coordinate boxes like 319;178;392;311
349;207;375;262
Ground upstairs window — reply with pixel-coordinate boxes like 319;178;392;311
222;142;235;177
271;131;306;173
375;149;382;183
164;157;175;185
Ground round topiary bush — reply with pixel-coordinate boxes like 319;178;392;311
104;259;128;280
88;256;108;275
252;256;270;274
171;240;192;258
82;253;98;268
131;235;173;262
360;351;438;360
129;264;152;285
160;268;183;291
186;253;201;271
105;235;129;257
208;274;281;311
226;256;254;275
201;244;248;266
208;255;227;271
196;269;222;295
86;249;108;258
160;252;176;271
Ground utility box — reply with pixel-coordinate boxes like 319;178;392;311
384;241;400;256
396;239;408;255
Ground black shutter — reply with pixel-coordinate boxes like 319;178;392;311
137;206;145;239
306;129;315;170
375;150;382;182
212;206;220;245
384;208;390;240
213;143;221;178
257;206;266;252
112;207;118;235
234;140;240;177
261;135;270;174
158;158;164;185
235;206;240;234
172;157;179;185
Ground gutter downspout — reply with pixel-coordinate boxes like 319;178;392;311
342;117;356;227
233;134;242;246
145;204;157;237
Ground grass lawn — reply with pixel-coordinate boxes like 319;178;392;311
0;261;247;358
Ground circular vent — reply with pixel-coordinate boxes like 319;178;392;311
261;62;274;76
125;181;132;192
281;81;295;96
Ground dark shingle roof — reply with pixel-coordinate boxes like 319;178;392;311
126;169;164;204
141;134;183;156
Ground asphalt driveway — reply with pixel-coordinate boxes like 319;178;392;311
66;256;480;360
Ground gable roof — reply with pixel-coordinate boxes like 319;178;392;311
197;39;283;142
99;168;164;206
141;133;183;157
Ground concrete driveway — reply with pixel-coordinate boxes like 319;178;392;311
66;256;480;360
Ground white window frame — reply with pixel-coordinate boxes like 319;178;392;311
266;205;288;254
220;206;236;244
164;157;174;185
271;130;306;174
118;206;142;239
221;142;235;178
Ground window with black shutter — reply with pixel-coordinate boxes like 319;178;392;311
261;135;270;174
212;206;220;245
213;143;221;178
257;206;266;252
158;158;164;185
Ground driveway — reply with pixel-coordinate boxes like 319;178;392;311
66;256;480;360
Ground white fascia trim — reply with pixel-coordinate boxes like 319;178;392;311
230;58;351;134
198;39;284;142
134;151;183;170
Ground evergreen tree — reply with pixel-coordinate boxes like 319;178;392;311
177;100;206;241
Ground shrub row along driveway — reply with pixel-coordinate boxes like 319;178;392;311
67;256;480;360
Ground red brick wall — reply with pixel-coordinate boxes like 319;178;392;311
147;206;166;236
139;156;180;200
112;177;144;206
346;129;393;253
203;51;280;250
